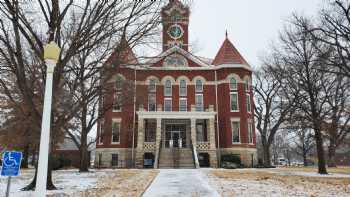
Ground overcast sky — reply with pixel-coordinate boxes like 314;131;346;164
188;0;323;67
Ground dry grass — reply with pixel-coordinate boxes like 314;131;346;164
78;169;158;197
276;166;350;174
208;169;350;197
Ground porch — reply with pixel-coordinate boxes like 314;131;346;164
135;105;218;168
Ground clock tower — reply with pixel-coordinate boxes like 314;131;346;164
161;0;190;51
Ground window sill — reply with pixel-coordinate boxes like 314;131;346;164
230;110;239;112
113;110;122;112
111;142;120;145
232;142;241;144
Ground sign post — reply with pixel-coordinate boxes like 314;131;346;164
1;151;23;197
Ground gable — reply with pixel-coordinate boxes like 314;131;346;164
148;46;210;68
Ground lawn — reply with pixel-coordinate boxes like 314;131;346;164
206;167;350;197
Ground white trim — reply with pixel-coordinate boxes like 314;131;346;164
164;98;172;112
148;93;156;112
112;92;122;112
126;62;251;71
146;46;210;67
111;119;121;144
179;98;187;112
195;93;204;111
179;79;187;96
164;79;172;96
98;121;104;145
137;111;217;119
230;92;239;112
246;93;251;113
247;120;254;144
231;120;241;144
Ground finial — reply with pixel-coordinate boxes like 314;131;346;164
225;30;228;38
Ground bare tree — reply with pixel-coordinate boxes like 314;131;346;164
0;0;162;190
253;66;294;167
267;15;332;174
290;126;315;166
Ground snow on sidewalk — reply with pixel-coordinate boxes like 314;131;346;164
142;169;220;197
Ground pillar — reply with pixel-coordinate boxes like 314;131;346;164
135;116;144;168
191;118;200;168
154;118;161;168
208;117;218;168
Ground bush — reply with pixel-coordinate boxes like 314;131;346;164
221;154;243;168
51;155;72;170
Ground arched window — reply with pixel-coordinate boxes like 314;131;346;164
229;77;237;91
164;79;172;96
195;79;203;93
115;76;123;91
244;79;250;92
148;79;156;111
179;79;187;96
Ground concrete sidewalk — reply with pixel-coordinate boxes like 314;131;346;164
142;169;220;197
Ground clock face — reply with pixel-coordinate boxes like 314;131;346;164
168;25;183;39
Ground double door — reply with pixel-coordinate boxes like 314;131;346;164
165;124;186;148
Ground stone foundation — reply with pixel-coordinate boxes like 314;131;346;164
95;148;133;168
220;147;257;167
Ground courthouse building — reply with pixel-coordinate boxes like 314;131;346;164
95;0;257;168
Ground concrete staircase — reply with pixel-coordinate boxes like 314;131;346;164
158;148;195;168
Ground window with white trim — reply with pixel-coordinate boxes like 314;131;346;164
179;98;187;111
246;93;251;113
113;92;122;112
230;93;238;111
195;94;203;111
231;121;240;143
148;79;156;111
111;120;121;144
179;79;187;96
244;79;250;92
229;77;237;91
164;98;172;111
195;79;203;93
164;79;172;96
248;121;254;144
98;121;104;144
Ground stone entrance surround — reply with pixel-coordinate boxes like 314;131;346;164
135;104;218;168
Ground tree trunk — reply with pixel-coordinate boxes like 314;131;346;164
22;154;56;190
302;150;308;166
22;144;29;168
79;131;89;172
314;129;328;174
31;147;36;166
262;144;271;167
328;138;337;167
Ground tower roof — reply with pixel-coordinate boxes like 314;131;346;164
212;36;249;66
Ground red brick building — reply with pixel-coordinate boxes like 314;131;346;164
95;0;257;168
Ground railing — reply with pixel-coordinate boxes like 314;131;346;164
143;142;156;151
190;140;200;169
196;142;210;150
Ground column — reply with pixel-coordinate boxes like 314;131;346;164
208;117;218;168
154;118;161;168
135;116;144;168
191;118;200;168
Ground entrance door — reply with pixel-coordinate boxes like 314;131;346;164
165;124;186;148
172;131;180;148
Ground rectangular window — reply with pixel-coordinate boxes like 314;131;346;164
111;120;120;143
179;98;187;112
195;94;203;111
196;120;207;142
148;93;156;111
98;122;104;144
230;93;239;111
145;119;156;142
246;94;251;113
113;92;122;112
164;98;172;111
179;80;187;96
231;121;240;143
248;121;254;144
164;80;172;96
111;154;118;167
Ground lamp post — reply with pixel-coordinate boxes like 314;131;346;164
35;41;60;197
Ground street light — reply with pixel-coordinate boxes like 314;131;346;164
35;41;60;197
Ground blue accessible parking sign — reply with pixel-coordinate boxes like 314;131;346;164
1;151;23;177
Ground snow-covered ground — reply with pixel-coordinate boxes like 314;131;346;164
143;169;220;197
206;168;350;197
0;169;158;197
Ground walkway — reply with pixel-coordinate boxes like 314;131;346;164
142;169;220;197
